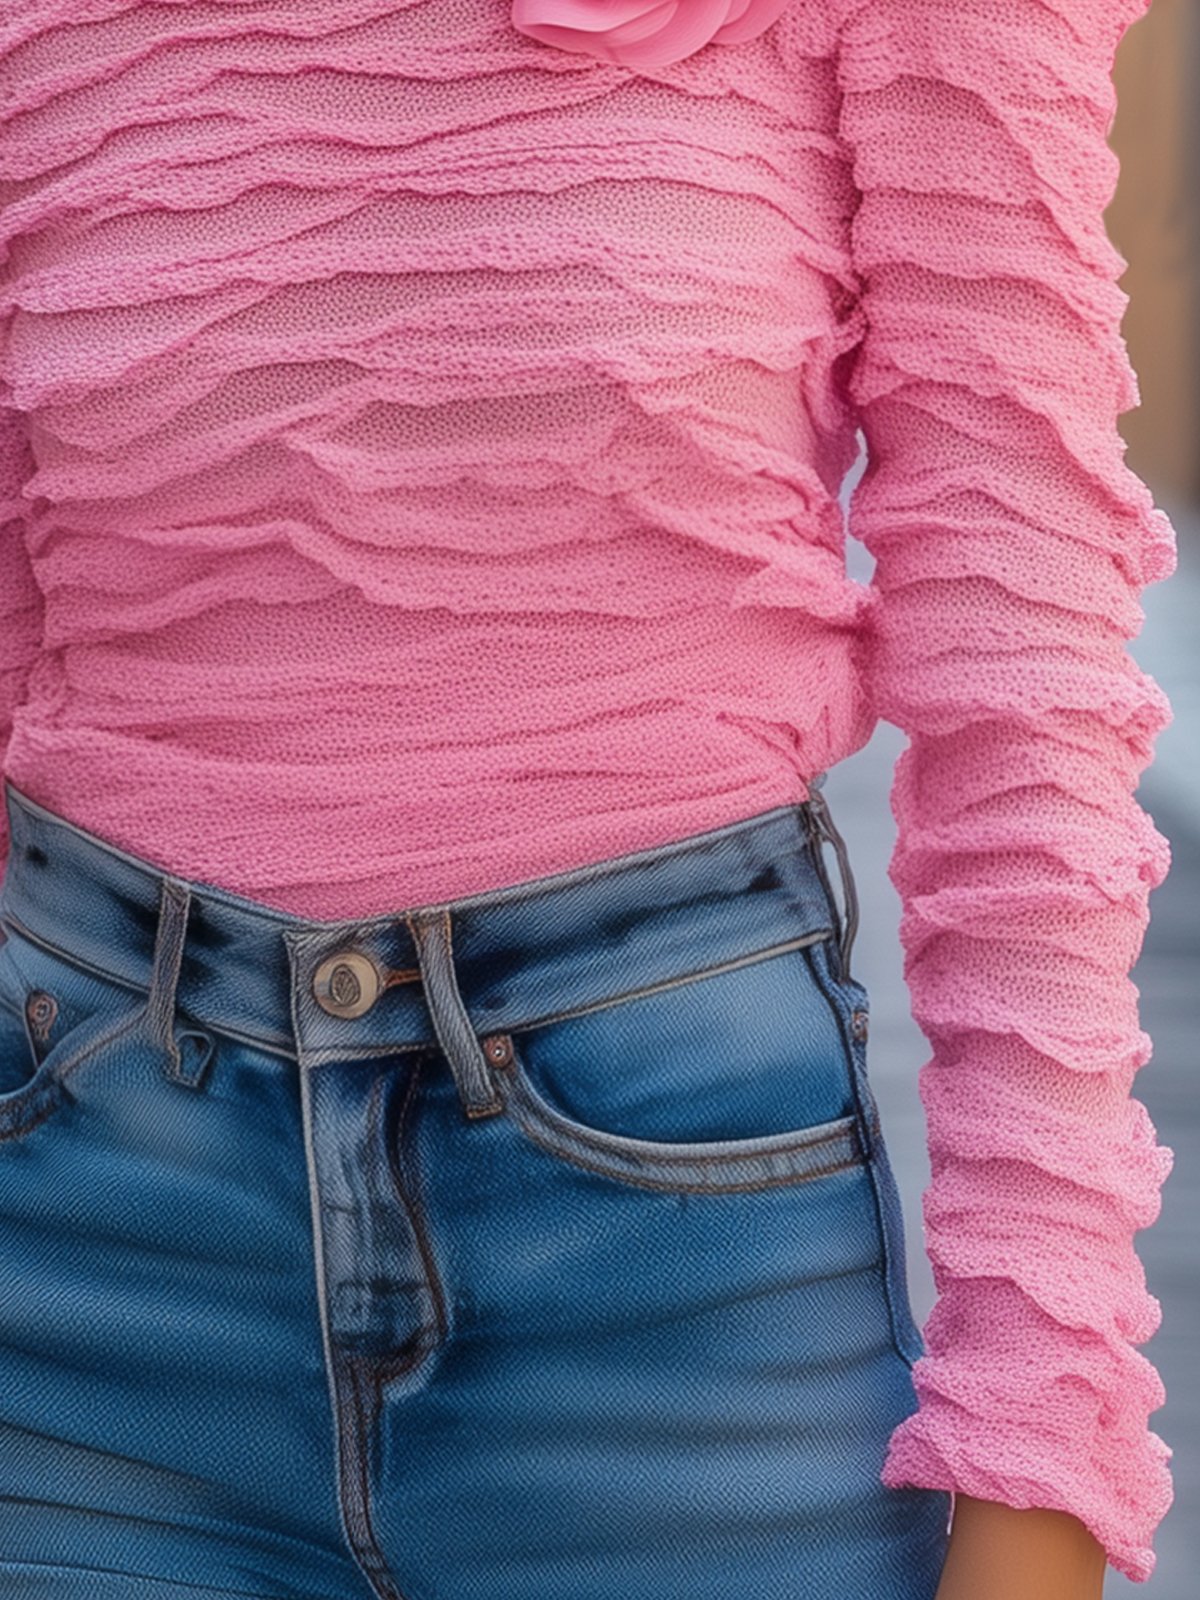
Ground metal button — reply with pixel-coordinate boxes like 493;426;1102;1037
850;1009;869;1042
312;951;384;1019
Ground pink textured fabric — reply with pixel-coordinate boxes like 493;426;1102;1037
0;0;1175;1580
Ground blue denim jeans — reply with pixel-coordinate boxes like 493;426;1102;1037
0;776;950;1600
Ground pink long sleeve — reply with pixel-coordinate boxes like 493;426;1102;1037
834;0;1175;1579
0;407;40;890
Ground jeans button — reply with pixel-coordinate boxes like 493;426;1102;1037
312;951;383;1019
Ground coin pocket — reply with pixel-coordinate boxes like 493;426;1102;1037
0;928;146;1145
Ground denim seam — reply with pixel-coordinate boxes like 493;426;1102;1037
505;1060;862;1165
0;1074;65;1142
373;1064;449;1369
0;910;148;1000
337;1357;413;1600
499;1101;865;1194
806;940;919;1371
500;927;836;1037
496;1059;865;1194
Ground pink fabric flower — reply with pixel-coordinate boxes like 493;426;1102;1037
510;0;790;67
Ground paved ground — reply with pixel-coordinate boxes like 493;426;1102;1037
828;481;1198;1594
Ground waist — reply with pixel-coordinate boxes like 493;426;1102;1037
1;778;843;1065
6;604;874;915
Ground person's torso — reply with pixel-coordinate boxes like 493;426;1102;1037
0;0;876;914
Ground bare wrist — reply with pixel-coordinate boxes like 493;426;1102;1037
933;1493;1107;1600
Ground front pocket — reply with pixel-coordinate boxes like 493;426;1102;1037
488;935;869;1194
0;925;146;1145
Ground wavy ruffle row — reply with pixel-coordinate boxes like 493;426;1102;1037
0;0;871;912
836;0;1174;1578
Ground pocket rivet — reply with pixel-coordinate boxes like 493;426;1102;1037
482;1033;513;1067
850;1009;869;1042
25;991;57;1042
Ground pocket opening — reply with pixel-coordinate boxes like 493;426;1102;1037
496;1045;865;1195
488;933;872;1195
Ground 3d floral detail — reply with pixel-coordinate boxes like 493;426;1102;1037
510;0;791;68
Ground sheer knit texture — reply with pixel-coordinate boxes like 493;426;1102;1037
0;0;1176;1581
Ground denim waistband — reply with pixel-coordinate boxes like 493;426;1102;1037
0;778;850;1088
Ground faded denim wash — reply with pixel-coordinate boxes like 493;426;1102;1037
0;775;950;1600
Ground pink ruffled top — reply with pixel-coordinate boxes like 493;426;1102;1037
0;0;1175;1578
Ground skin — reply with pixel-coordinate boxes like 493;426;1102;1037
934;1494;1108;1600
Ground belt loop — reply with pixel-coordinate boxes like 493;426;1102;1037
147;876;210;1089
804;772;860;986
405;907;503;1120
